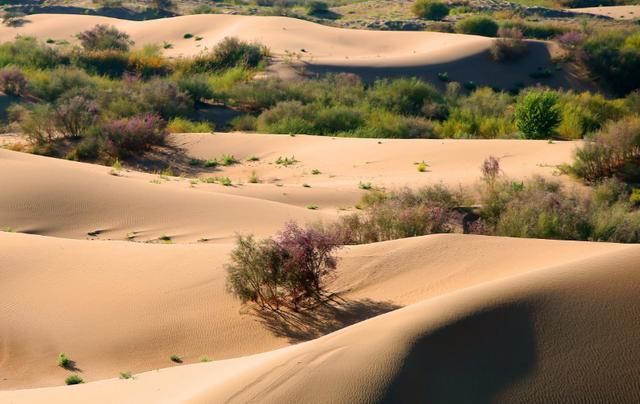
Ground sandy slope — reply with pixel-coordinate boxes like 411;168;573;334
0;14;583;89
0;136;576;240
571;5;640;19
1;231;638;402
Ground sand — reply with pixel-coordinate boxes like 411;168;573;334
0;14;585;89
0;135;577;240
1;231;638;402
571;5;640;20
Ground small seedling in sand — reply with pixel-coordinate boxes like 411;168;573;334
276;156;298;166
163;41;173;49
190;179;199;187
170;354;182;363
219;177;232;186
248;171;259;183
149;179;163;184
158;234;172;243
204;160;217;169
201;176;216;184
183;33;193;39
109;158;123;176
306;204;319;210
65;375;83;385
58;353;72;369
199;356;212;362
302;183;311;188
311;169;321;175
119;371;133;380
358;182;373;190
220;154;238;166
416;161;429;172
247;156;260;162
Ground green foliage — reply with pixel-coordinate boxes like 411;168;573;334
167;118;214;133
515;91;561;139
412;0;449;21
456;16;499;37
583;31;640;96
65;375;84;385
182;37;269;73
0;36;64;69
58;353;71;368
77;24;133;52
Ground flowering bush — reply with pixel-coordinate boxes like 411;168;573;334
100;113;167;157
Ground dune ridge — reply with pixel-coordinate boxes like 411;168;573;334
1;230;638;402
0;13;583;89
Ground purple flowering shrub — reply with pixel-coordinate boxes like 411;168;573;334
101;113;167;157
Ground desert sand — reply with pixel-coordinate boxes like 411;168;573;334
0;135;576;241
0;14;584;89
572;5;640;20
1;231;638;402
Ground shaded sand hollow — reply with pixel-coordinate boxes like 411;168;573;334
0;14;585;89
0;231;638;402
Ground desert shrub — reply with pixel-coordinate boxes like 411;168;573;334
337;185;464;244
412;0;449;21
225;222;341;311
183;37;269;73
583;31;640;96
256;100;314;134
74;50;129;77
174;73;215;103
77;25;133;52
0;36;64;69
570;117;640;183
99;113;167;157
515;90;561;139
27;67;96;102
456;16;499;37
0;67;27;96
127;45;171;77
500;20;567;40
57;353;71;368
356;110;437;139
312;105;364;134
167;117;214;133
52;91;100;137
557;31;585;50
7;103;58;144
307;1;329;15
140;79;193;118
2;11;27;27
230;114;258;131
557;92;627;140
368;78;441;115
65;375;84;385
490;28;528;63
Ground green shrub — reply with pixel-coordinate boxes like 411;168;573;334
183;37;269;73
0;67;28;96
368;78;441;115
57;353;71;368
0;36;64;69
456;16;499;37
307;1;329;15
77;25;133;51
167;118;214;133
583;31;640;96
256;100;314;134
27;67;95;101
412;0;449;21
490;28;528;63
74;50;129;77
99;113;167;158
515;91;561;139
174;73;215;103
65;375;84;385
140;79;193;119
230;115;258;131
355;110;437;139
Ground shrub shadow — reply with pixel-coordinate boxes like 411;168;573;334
256;297;402;343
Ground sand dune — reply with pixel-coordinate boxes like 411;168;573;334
0;148;322;242
1;231;637;401
0;14;584;89
172;132;578;207
0;136;577;240
571;5;640;19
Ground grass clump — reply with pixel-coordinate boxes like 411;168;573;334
275;156;298;166
65;375;84;385
170;354;182;363
119;371;133;380
220;154;239;166
167;118;214;133
219;176;232;186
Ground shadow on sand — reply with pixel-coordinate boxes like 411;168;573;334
256;296;402;343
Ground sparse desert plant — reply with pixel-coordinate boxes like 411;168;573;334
183;33;194;39
199;356;212;362
0;67;28;96
167;118;213;133
306;204;319;210
119;371;133;379
412;0;449;21
220;154;239;166
110;158;123;175
219;176;232;186
275;156;298;166
65;375;84;385
311;169;321;175
77;24;133;51
456;16;499;37
515;91;561;139
490;28;528;63
205;159;218;168
248;171;259;183
170;354;182;363
417;161;429;172
247;155;260;162
58;353;71;368
307;1;329;15
358;182;373;190
225;222;341;311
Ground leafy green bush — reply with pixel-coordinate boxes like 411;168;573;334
307;1;329;15
456;16;499;37
65;375;84;385
167;117;214;133
515;90;561;139
412;0;449;21
183;37;269;72
583;31;640;96
368;78;441;115
0;36;64;69
140;78;193;119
